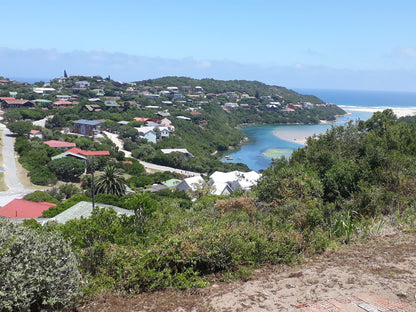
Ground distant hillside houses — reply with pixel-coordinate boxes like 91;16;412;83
176;171;262;196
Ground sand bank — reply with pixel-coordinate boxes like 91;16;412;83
273;107;416;145
345;106;416;118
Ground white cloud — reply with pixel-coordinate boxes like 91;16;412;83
391;47;416;59
0;47;415;92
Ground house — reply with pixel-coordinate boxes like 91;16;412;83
44;140;76;149
104;100;121;110
33;87;56;95
0;199;56;219
29;129;43;140
194;86;204;92
53;100;73;109
75;81;90;89
176;175;206;192
160;118;172;126
50;201;134;224
56;95;71;101
71;119;102;136
210;182;233;196
180;86;192;92
65;147;110;157
161;148;194;157
161;101;173;106
51;147;110;163
143;184;169;193
136;127;157;144
167;86;178;92
0;98;34;109
173;93;184;99
32;99;52;105
83;104;102;112
51;151;87;163
91;89;105;96
224;102;239;109
157;111;171;118
208;171;262;193
162;179;182;189
176;116;191;121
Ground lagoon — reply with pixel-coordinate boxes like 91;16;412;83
223;89;416;172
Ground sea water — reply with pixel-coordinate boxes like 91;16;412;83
224;89;416;172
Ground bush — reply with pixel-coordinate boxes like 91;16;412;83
0;220;81;311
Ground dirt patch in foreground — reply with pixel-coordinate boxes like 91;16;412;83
77;230;416;312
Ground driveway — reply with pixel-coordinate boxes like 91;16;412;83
0;124;34;205
103;131;202;177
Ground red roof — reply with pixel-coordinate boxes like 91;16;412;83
66;147;110;156
0;97;15;101
30;129;41;134
0;199;56;218
44;140;76;148
190;110;202;115
53;100;72;105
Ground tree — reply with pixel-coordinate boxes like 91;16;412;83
6;120;32;136
0;221;81;311
64;69;68;78
47;157;86;181
95;163;126;196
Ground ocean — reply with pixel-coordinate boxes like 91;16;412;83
224;89;416;172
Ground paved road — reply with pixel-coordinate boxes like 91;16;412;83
103;131;202;177
0;124;33;206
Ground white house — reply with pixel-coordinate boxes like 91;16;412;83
209;171;262;193
176;175;205;192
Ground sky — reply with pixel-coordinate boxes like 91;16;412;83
1;0;416;91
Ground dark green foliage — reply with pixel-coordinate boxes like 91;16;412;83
23;191;60;204
95;163;126;196
0;221;81;311
6;120;32;136
48;157;86;182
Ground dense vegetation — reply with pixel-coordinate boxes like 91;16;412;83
4;110;412;310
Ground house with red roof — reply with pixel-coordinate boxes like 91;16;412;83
0;199;56;219
44;140;76;149
29;129;43;139
66;147;110;156
0;98;34;109
51;147;110;163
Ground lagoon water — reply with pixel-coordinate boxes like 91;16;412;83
224;89;416;172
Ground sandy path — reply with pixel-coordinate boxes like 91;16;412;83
77;229;416;312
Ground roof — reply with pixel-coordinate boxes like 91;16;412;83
53;100;72;105
176;176;205;191
30;129;41;135
73;119;102;126
44;140;76;148
209;171;262;191
0;199;56;219
51;152;87;161
52;201;134;224
66;147;110;156
161;148;193;157
162;179;182;188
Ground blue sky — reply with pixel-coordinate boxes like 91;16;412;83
1;0;416;91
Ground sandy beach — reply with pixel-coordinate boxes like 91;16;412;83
273;107;416;145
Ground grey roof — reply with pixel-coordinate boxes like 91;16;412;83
52;201;134;224
73;119;102;126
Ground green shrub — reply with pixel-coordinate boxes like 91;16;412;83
0;220;81;311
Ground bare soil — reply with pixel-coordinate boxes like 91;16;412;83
77;228;416;312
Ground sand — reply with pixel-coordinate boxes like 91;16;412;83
273;107;416;145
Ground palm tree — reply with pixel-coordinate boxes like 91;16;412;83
94;163;126;197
